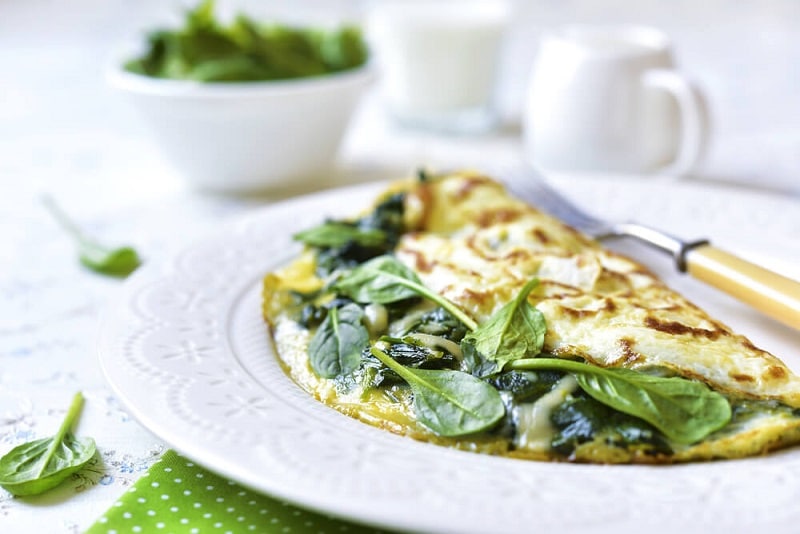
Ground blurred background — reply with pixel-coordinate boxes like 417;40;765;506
1;0;799;202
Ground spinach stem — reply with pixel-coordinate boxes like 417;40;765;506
370;347;477;414
371;346;416;382
513;278;540;308
37;392;84;477
396;278;478;331
510;358;589;374
41;195;92;247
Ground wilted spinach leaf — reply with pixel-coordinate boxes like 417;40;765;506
309;193;406;276
308;303;369;378
397;307;468;342
550;395;672;456
297;297;354;329
509;358;732;444
370;347;505;437
380;337;458;370
335;256;478;330
334;255;422;303
488;370;564;403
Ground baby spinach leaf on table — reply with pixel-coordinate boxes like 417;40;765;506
370;347;505;437
75;242;141;278
308;303;369;378
335;255;478;331
42;196;141;277
462;277;546;377
0;392;96;497
294;222;387;249
509;358;732;444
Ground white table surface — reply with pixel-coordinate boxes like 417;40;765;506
1;1;799;532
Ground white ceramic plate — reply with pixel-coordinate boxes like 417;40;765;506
99;176;800;534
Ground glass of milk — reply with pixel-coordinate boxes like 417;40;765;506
367;0;510;134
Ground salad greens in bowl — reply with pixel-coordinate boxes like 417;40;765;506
109;0;372;194
124;0;367;82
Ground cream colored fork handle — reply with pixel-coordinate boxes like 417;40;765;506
685;244;800;330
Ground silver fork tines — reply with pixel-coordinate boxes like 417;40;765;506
499;167;709;272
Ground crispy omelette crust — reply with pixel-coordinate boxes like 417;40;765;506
263;171;800;463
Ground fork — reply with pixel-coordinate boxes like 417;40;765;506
499;166;800;330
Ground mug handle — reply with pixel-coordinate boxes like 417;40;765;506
643;69;710;177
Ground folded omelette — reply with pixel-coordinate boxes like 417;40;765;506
262;171;800;463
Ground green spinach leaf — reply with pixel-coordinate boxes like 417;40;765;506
488;369;564;403
42;196;141;277
294;222;387;249
0;392;96;496
509;358;731;444
462;277;546;377
124;0;368;82
308;303;369;378
397;307;468;342
378;336;458;370
312;193;406;276
334;255;478;330
370;347;505;437
550;394;672;456
334;255;420;302
76;243;141;278
319;26;369;72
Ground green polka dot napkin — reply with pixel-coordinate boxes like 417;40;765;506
87;450;388;534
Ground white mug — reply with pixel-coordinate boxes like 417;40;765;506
523;25;709;176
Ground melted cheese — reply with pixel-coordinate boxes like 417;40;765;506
514;375;578;452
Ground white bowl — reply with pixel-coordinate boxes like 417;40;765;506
108;63;374;194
